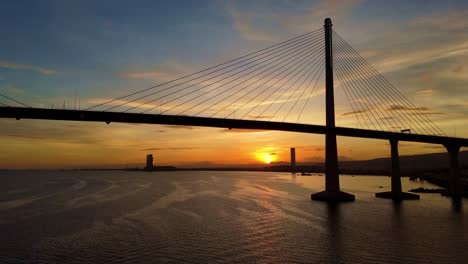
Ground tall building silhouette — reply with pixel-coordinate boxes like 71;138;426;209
145;154;154;170
290;148;296;172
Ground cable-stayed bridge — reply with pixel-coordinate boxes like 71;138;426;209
0;18;466;201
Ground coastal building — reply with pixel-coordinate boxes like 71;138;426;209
145;154;154;170
290;148;296;172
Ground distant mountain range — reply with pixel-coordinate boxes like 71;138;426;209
339;151;468;173
263;151;468;175
49;151;468;173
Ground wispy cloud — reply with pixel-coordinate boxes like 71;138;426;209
162;125;197;130
118;61;193;82
0;60;57;75
225;0;363;42
0;84;25;95
246;114;273;119
87;98;158;111
221;128;268;133
410;9;468;31
225;2;278;42
342;110;366;116
141;147;200;151
416;89;433;96
387;105;429;112
374;40;468;74
295;145;325;152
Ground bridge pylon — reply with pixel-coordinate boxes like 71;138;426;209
444;143;462;199
376;138;420;201
311;18;355;202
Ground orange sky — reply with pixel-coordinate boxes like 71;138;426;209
0;119;458;169
1;1;467;169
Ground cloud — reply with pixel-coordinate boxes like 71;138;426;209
374;40;468;74
294;145;325;152
379;116;395;120
141;147;200;151
342;110;366;116
118;61;193;82
416;89;433;95
0;120;104;145
0;85;25;96
422;145;446;150
162;125;196;130
347;9;468;80
408;112;445;116
0;60;57;75
246;114;273;119
410;10;468;32
7;134;46;140
225;2;278;42
452;65;463;74
87;98;158;111
221;128;267;133
225;0;363;42
387;105;429;112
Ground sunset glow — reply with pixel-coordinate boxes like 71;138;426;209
255;150;278;164
0;1;467;169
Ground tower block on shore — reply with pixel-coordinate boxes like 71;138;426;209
290;147;296;172
311;18;355;202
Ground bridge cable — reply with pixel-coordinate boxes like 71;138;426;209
296;61;326;123
88;28;323;111
335;62;380;130
239;47;325;120
113;32;324;112
335;39;432;134
154;35;325;116
333;47;389;131
333;33;434;134
0;92;31;108
334;34;438;135
333;40;406;132
221;45;324;119
333;62;364;128
193;39;325;117
194;45;322;120
333;30;444;135
333;31;444;136
334;56;375;130
281;58;326;122
259;57;324;122
204;43;324;118
123;32;325;113
281;56;325;122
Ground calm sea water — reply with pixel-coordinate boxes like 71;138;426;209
0;171;466;263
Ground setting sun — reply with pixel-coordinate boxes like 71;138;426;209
255;150;278;164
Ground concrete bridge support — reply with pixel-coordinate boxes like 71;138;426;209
376;139;420;201
445;144;462;198
311;18;355;202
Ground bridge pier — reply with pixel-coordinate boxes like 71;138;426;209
311;18;354;203
376;139;419;201
444;144;462;198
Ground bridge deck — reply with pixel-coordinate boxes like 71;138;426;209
1;107;467;147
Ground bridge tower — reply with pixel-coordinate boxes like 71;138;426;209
445;144;462;199
311;18;355;202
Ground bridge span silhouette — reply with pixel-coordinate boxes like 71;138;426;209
1;18;466;202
